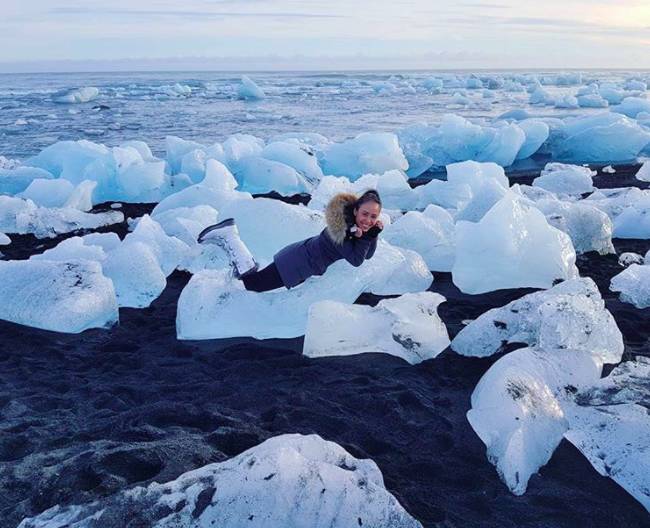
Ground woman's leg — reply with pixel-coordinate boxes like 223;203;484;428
240;262;285;292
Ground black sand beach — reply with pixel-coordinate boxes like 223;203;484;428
1;166;649;527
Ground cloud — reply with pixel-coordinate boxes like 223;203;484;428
49;7;345;20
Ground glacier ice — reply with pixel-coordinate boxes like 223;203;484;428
467;347;602;495
565;404;650;513
0;165;54;195
382;208;455;271
635;161;650;182
18;434;422;528
303;292;450;364
532;163;594;197
549;113;650;162
0;196;123;239
321;133;408;180
452;193;578;294
177;241;432;340
237;75;266;100
451;277;623;364
0;259;118;333
610;263;650;308
18;178;75;208
534;199;615;255
53;86;99;104
616;97;650;118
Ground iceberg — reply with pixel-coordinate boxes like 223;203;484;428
321;133;408;180
177;241;431;340
232;156;312;195
534;199;614;255
549;113;650;162
18;178;75;208
18;434;422;528
261;141;323;187
565;404;650;513
515;119;550;160
452;193;578;294
382;207;455;271
53;86;99;104
451;277;623;364
616;97;650;118
577;94;609;108
0;166;54;195
304;293;450;364
634;161;650;182
237;75;266;100
532;163;594;197
0;196;123;239
0;259;118;333
610;263;650;308
467;347;602;495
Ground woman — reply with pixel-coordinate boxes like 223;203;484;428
197;190;383;292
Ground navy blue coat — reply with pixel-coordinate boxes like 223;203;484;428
273;193;379;288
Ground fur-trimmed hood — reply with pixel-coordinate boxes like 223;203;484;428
325;192;357;245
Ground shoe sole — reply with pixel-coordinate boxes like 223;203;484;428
197;218;235;243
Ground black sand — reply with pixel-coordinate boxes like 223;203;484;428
1;166;649;527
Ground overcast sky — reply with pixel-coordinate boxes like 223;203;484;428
2;0;650;71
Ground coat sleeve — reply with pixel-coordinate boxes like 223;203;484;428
338;236;377;267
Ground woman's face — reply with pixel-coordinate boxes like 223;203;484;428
354;201;381;232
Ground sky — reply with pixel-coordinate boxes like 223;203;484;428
2;0;650;72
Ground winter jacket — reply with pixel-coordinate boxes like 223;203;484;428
273;193;380;288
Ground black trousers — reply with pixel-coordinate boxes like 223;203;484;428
241;262;286;292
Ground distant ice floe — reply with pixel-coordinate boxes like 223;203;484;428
303;292;450;364
18;434;422;528
0;259;118;333
237;75;266;100
177;241;432;340
53;86;99;104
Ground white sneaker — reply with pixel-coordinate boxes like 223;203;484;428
197;218;258;278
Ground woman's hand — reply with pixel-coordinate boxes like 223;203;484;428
375;220;384;230
353;228;363;238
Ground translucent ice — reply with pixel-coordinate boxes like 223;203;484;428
0;259;118;332
532;163;594;197
467;347;601;495
237;75;266;100
549;113;650;162
452;277;623;363
321;133;408;180
610;263;650;308
177;242;431;339
382;208;455;271
53;86;99;104
304;293;450;364
452;193;578;294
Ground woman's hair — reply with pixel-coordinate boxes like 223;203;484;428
354;190;382;210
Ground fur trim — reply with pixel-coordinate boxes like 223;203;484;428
325;192;357;245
